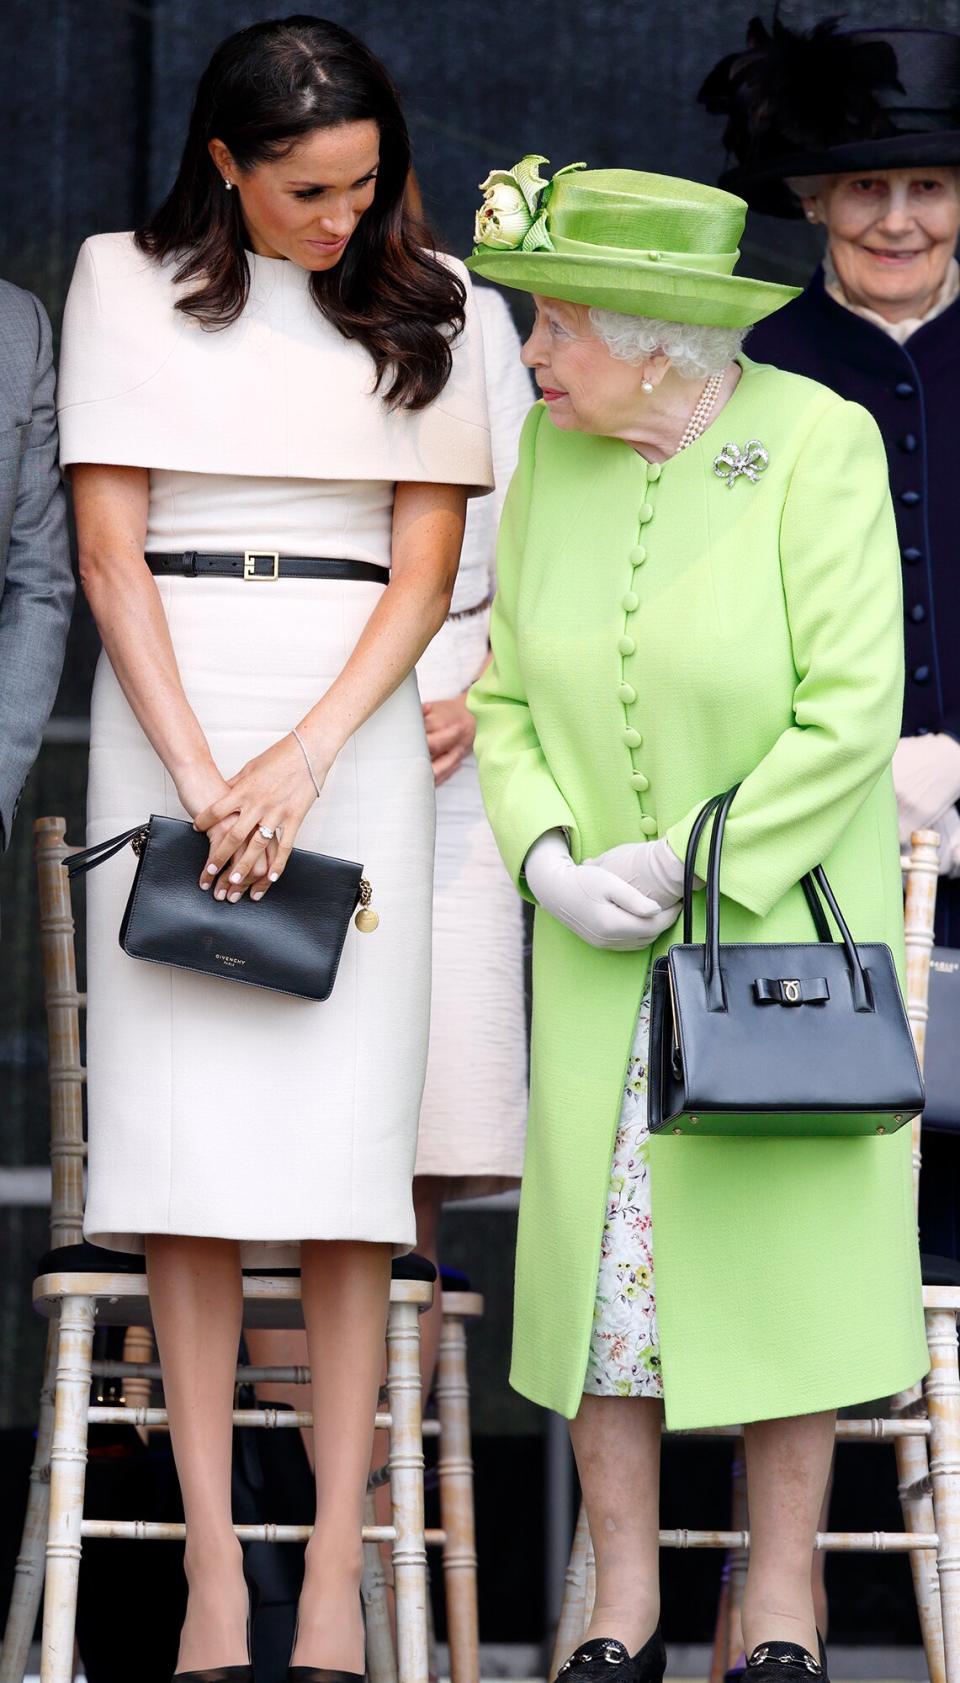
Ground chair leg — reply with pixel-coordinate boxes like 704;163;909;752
894;1382;945;1683
0;1320;59;1683
549;1502;590;1680
40;1296;95;1683
363;1490;398;1683
926;1307;960;1683
435;1311;479;1683
725;1446;749;1671
386;1298;429;1683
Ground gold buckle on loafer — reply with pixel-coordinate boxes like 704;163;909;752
243;550;280;581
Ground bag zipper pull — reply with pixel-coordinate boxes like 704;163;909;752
354;877;379;933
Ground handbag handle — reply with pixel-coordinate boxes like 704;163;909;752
66;824;147;880
686;786;872;1014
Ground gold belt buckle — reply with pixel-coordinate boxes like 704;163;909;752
243;550;280;581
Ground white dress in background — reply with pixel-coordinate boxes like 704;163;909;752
57;233;492;1261
413;285;533;1198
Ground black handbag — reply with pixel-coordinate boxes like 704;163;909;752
648;785;924;1137
67;814;377;1002
919;949;960;1132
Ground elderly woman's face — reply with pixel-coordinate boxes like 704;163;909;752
804;168;960;318
521;296;653;434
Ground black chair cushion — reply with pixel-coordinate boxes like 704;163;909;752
36;1241;147;1278
240;1251;438;1285
440;1264;472;1292
921;1251;960;1288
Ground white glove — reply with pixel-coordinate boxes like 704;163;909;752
589;836;686;909
893;733;960;850
935;802;960;877
523;830;681;951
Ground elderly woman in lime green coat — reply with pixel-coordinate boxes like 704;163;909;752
466;161;927;1683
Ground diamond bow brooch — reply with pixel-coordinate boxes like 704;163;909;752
713;439;770;488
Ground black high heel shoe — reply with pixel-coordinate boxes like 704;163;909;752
743;1639;829;1683
552;1627;667;1683
172;1571;259;1683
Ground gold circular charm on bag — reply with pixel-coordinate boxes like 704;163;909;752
355;877;379;933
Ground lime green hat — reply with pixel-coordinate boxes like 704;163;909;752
465;157;799;328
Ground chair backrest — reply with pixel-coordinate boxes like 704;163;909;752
34;816;86;1251
903;826;941;1215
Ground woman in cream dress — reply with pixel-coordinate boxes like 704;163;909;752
412;281;532;1370
58;19;490;1682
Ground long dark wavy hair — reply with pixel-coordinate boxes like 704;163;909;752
136;15;464;410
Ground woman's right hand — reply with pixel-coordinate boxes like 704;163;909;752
174;762;264;897
524;829;680;951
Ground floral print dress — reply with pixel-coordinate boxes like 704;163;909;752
583;992;663;1399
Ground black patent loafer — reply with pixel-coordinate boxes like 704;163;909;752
554;1627;667;1683
745;1641;827;1683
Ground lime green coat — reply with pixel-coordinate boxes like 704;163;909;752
468;356;928;1430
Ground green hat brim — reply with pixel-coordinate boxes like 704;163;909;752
465;249;799;328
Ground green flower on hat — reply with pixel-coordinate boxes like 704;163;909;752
474;154;586;253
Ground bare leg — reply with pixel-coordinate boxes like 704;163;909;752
293;1239;392;1672
245;1327;316;1469
742;1411;836;1660
145;1235;247;1673
568;1394;663;1656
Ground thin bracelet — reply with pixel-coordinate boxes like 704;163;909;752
292;726;323;799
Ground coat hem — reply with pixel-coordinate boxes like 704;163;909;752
510;1349;931;1429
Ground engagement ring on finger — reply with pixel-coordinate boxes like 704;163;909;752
258;824;275;841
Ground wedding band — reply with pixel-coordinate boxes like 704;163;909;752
258;824;275;841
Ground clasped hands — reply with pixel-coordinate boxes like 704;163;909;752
182;731;325;903
524;829;685;951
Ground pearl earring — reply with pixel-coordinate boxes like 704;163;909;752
806;210;816;223
641;379;654;394
223;179;233;191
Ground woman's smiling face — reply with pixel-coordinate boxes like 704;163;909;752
208;121;381;271
804;168;960;320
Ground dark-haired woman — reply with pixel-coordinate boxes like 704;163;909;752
57;16;491;1681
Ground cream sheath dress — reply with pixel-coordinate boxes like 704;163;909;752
57;232;492;1262
413;287;532;1196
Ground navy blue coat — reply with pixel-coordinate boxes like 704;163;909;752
750;268;960;1254
749;266;960;933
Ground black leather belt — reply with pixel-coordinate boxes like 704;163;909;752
146;551;390;584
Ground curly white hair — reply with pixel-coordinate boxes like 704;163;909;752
588;307;747;380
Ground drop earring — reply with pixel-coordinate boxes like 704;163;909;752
641;379;654;394
223;179;233;191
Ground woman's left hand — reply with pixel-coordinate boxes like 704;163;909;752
423;694;476;786
194;732;325;901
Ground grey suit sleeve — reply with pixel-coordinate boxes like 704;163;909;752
0;296;74;847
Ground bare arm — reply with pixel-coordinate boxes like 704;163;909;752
72;463;231;819
197;479;467;896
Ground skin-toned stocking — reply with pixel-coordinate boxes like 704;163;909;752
741;1410;837;1659
569;1395;663;1656
145;1235;248;1673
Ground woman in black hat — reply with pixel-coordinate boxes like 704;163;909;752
701;19;960;1261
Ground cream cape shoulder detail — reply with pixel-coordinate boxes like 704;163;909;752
57;231;493;490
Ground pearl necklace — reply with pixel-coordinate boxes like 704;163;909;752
675;369;724;454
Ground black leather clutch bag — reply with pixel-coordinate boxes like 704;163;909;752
67;814;377;1002
648;786;924;1137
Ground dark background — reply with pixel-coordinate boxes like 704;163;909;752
3;0;960;1658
